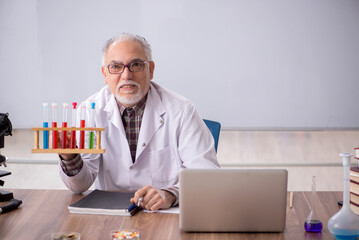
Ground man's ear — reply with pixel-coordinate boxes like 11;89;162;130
101;66;108;84
149;61;155;80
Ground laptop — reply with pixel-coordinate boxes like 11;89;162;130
179;168;288;232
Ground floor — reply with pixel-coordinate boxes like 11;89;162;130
1;129;358;191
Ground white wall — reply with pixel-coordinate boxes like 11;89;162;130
1;0;359;129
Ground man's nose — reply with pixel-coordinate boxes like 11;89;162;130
121;66;133;80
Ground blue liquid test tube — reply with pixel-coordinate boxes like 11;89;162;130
42;103;49;149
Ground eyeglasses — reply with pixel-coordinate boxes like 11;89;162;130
107;61;149;74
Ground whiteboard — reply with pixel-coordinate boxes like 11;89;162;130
1;0;359;129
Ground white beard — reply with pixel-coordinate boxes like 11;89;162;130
115;80;144;106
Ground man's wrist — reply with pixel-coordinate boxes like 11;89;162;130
59;154;83;176
162;190;176;208
59;154;78;161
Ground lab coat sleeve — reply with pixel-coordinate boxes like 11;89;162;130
177;102;220;169
59;153;101;194
163;102;219;206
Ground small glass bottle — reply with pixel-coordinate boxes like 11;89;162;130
328;153;359;240
304;176;323;232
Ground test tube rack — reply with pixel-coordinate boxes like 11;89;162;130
31;127;105;154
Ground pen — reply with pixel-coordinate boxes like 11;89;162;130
137;197;143;207
126;197;144;216
127;203;142;216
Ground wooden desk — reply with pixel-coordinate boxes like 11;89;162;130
0;190;343;240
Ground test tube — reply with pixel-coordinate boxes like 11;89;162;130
88;102;95;149
79;103;86;149
70;102;77;149
43;103;49;149
62;103;69;149
51;103;58;149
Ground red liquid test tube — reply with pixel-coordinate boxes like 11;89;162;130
70;102;77;149
79;103;86;149
51;103;58;149
52;122;58;148
62;122;67;148
62;103;69;148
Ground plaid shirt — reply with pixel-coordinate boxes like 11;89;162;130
119;95;147;163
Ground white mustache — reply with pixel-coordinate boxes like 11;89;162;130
117;80;140;90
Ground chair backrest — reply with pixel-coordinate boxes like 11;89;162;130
203;119;221;152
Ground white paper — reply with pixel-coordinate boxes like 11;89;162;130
143;207;179;214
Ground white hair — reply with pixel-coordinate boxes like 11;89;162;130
102;33;152;65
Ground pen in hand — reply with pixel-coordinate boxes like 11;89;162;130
127;197;143;216
137;197;143;207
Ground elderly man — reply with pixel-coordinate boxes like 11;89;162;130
59;33;219;211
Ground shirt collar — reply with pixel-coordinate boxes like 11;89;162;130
118;94;148;116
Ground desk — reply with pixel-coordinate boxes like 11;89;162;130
0;189;343;240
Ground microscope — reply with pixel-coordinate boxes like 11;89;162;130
0;113;22;213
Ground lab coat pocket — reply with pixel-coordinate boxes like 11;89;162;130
149;146;178;185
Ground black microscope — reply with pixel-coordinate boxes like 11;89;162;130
0;113;22;213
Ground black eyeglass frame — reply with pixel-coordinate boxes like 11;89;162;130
106;61;149;74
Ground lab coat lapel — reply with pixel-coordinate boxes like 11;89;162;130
136;86;165;160
104;95;125;133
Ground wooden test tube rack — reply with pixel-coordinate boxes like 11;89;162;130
31;127;105;154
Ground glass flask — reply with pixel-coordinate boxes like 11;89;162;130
304;176;323;232
328;153;359;240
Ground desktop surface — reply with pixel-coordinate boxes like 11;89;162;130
0;189;343;240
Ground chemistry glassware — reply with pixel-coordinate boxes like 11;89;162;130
51;103;58;149
89;102;95;149
62;103;69;148
79;103;86;149
304;176;323;232
42;103;49;149
328;153;359;240
70;102;77;149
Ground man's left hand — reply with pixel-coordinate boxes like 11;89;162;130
130;185;175;211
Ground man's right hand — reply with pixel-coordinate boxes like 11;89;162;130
58;132;77;161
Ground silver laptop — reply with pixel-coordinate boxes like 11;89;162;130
179;168;288;232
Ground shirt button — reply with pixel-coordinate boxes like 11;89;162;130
160;120;163;124
142;143;146;147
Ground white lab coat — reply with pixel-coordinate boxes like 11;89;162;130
60;82;219;194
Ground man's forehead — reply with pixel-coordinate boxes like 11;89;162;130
106;41;146;62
